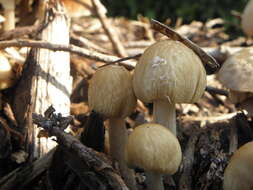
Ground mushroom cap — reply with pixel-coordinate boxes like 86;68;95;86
125;123;182;174
133;40;206;104
223;141;253;190
242;0;253;36
0;53;14;90
218;47;253;92
88;65;137;118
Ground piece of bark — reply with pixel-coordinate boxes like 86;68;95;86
12;1;72;161
0;148;55;190
80;111;105;152
179;130;200;190
33;110;129;190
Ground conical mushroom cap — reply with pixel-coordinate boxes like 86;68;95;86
242;0;253;36
88;65;137;118
218;47;253;92
125;123;182;174
133;40;206;104
223;141;253;190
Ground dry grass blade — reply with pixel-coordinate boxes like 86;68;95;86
151;19;220;75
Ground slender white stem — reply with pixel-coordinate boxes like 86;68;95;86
153;99;176;135
2;0;15;31
109;118;137;190
146;171;164;190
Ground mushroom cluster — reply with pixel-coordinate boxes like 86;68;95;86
133;40;207;135
88;39;208;189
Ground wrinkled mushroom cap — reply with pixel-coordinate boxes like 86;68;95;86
88;65;137;118
0;53;14;90
223;141;253;190
242;0;253;36
133;40;206;104
219;47;253;93
125;123;182;174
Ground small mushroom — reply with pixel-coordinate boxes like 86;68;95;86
125;123;182;190
218;47;253;115
223;141;253;190
133;40;206;135
242;0;253;37
88;65;137;190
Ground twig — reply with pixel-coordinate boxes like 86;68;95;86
182;112;238;123
0;39;135;69
71;33;111;54
0;23;44;41
151;19;220;74
111;53;141;63
229;118;238;154
91;0;127;57
205;86;228;97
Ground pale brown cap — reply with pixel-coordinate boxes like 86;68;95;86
125;123;182;174
0;53;14;90
133;40;206;104
242;0;253;36
223;141;253;190
88;65;137;118
218;47;253;92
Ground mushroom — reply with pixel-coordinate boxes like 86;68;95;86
242;0;253;37
0;52;15;110
133;40;206;135
223;141;253;190
0;52;15;90
125;123;182;190
0;0;15;30
218;47;253;115
88;65;137;190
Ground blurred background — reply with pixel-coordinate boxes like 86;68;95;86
102;0;248;36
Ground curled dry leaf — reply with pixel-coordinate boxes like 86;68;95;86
151;19;220;74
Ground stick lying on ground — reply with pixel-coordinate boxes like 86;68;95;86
32;106;129;190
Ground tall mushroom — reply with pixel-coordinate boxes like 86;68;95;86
88;65;137;190
125;123;182;190
218;47;253;115
133;40;206;135
223;141;253;190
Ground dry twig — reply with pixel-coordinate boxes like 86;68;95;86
91;0;127;57
0;39;135;69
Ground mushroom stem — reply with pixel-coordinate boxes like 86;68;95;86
146;171;164;190
2;0;15;31
108;118;137;190
153;99;176;135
